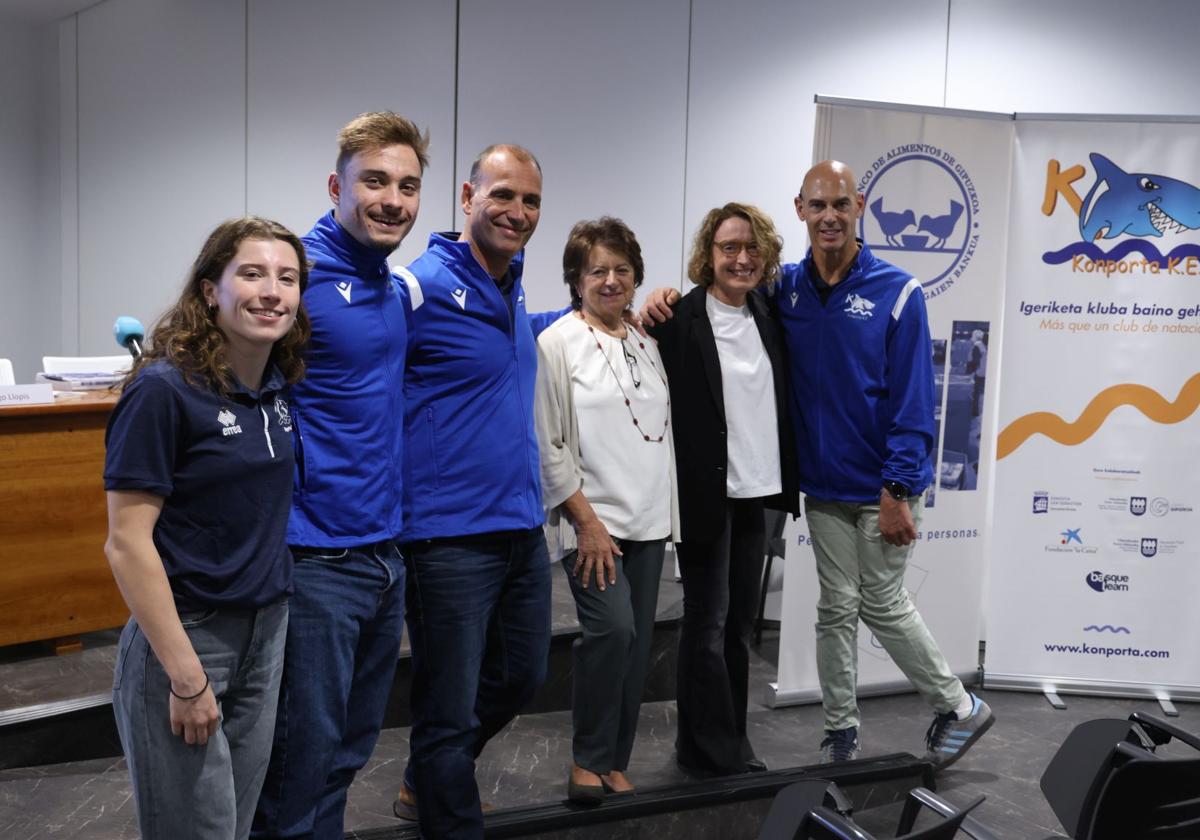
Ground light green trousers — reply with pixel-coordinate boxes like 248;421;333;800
805;495;965;732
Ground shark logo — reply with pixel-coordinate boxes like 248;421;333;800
451;287;468;311
1041;153;1200;272
1079;154;1200;242
335;281;352;304
844;293;875;319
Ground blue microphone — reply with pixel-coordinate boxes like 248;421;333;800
113;316;145;358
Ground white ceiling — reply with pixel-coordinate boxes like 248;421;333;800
0;0;99;25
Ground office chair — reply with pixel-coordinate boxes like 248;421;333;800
1041;712;1200;839
755;507;789;645
760;781;996;840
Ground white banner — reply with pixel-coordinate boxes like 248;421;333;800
772;99;1010;705
985;117;1200;699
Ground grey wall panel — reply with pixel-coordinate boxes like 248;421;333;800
76;0;245;355
947;0;1200;114
0;21;59;381
686;0;947;266
58;16;77;360
455;0;691;312
246;0;456;267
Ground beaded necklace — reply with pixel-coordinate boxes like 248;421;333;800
585;322;670;443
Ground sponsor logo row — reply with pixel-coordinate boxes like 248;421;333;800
1042;528;1183;557
1033;491;1193;518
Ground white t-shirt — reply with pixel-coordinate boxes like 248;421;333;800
562;317;673;541
706;292;782;498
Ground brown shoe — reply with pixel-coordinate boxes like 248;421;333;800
393;781;418;821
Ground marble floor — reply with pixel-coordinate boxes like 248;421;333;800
3;619;1196;839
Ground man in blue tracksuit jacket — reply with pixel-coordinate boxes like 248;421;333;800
394;143;550;840
779;160;993;770
253;112;428;840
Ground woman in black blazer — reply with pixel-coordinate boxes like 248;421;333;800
647;202;800;776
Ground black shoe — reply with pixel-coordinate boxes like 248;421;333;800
819;727;860;764
567;772;605;806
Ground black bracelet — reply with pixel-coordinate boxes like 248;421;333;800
170;674;210;701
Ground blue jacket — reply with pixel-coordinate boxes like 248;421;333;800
286;211;407;546
775;243;935;502
397;232;544;540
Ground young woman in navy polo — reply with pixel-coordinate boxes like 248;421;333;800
103;217;310;840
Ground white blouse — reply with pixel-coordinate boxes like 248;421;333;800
534;313;680;561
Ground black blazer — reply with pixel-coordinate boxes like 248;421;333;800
649;285;800;543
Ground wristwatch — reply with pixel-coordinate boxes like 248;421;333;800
882;480;911;501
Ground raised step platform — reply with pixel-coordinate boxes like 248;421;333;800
352;754;932;840
0;561;684;770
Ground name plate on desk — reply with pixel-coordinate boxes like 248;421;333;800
0;384;55;405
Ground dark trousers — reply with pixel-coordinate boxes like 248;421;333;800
562;538;665;774
403;528;551;840
675;497;765;774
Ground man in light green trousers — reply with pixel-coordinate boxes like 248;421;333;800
775;160;994;769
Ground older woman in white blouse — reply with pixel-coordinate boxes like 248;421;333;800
535;217;679;804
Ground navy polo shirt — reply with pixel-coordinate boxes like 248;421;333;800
104;360;294;608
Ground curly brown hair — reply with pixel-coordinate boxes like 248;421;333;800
125;217;311;394
686;202;783;289
561;217;644;311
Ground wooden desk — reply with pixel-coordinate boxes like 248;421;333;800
0;392;128;650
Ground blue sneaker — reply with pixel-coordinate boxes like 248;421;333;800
819;727;860;764
924;693;994;770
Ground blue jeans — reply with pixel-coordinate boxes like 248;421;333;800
113;599;288;840
404;528;552;840
252;541;405;840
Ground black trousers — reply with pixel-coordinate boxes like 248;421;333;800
674;497;765;774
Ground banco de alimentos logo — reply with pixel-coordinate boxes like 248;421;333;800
857;144;980;299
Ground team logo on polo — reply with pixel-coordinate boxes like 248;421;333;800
857;144;980;299
274;397;292;433
218;408;242;437
451;287;468;311
335;280;352;304
844;293;875;320
1141;538;1158;557
1129;496;1147;516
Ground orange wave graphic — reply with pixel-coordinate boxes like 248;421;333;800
997;372;1200;459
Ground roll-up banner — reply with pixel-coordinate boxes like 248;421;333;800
984;115;1200;701
772;98;1011;706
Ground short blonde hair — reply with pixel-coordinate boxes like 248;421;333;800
336;111;430;175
